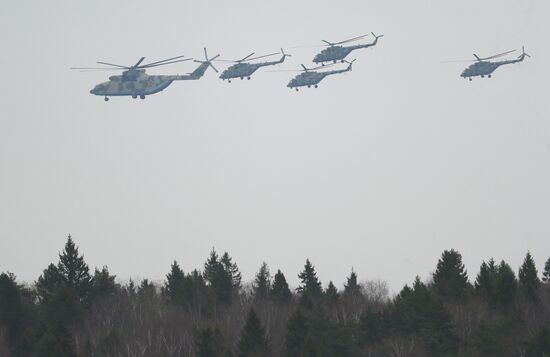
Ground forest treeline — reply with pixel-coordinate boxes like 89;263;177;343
1;236;550;357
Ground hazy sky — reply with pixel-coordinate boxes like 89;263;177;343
1;0;549;292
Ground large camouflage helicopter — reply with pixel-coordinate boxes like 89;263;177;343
312;32;383;65
459;47;531;81
218;49;291;82
72;49;219;101
286;60;356;91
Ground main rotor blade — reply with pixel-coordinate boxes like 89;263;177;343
209;54;220;61
238;52;255;62
483;49;516;60
96;62;130;69
209;63;219;73
133;57;146;68
71;67;125;70
142;55;186;67
333;34;369;46
140;58;193;68
246;52;280;61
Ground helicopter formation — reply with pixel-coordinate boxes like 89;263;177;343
72;32;531;101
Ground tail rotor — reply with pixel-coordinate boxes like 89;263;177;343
194;47;220;73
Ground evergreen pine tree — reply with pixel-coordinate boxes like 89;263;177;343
56;235;92;307
138;279;156;299
432;249;470;299
543;257;550;283
162;260;186;305
36;235;92;326
0;272;26;352
221;252;242;291
344;270;361;297
495;260;517;310
253;262;271;301
284;309;309;357
195;326;226;357
325;281;339;302
204;249;234;305
90;266;118;303
236;309;271;357
475;258;498;307
519;252;541;301
297;259;322;298
270;270;292;303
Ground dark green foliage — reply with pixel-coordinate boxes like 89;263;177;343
0;272;28;354
543;257;550;283
525;327;550;357
472;319;518;357
284;309;309;357
475;258;498;304
271;269;292;303
494;260;517;310
253;262;271;301
344;270;361;297
204;249;234;305
518;252;541;301
236;309;271;357
325;281;339;302
91;266;118;302
221;252;242;291
297;259;322;298
392;277;458;356
162;260;186;304
195;326;226;357
36;236;92;325
432;249;470;299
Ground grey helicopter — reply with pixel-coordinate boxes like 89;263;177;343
286;60;356;91
459;47;531;81
312;32;383;65
72;48;219;101
218;49;291;82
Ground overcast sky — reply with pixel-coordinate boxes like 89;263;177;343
1;0;549;292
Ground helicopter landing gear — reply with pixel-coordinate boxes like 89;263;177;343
469;78;472;81
307;85;311;88
314;85;318;88
228;79;232;83
240;77;244;80
488;74;492;78
140;95;145;99
104;97;109;102
295;88;299;92
247;77;251;80
481;75;485;78
132;95;137;99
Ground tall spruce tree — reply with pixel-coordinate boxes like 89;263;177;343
475;258;499;308
204;249;233;305
271;270;292;303
495;260;517;310
36;235;92;325
518;252;541;301
297;259;322;298
325;281;339;302
162;260;186;305
543;257;550;283
0;272;27;353
432;249;470;299
236;309;271;357
90;266;118;302
344;270;361;297
253;262;271;301
221;252;242;291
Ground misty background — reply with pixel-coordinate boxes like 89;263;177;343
0;0;549;292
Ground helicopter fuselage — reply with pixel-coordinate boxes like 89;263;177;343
461;55;526;79
220;56;286;80
287;67;351;89
313;38;381;64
